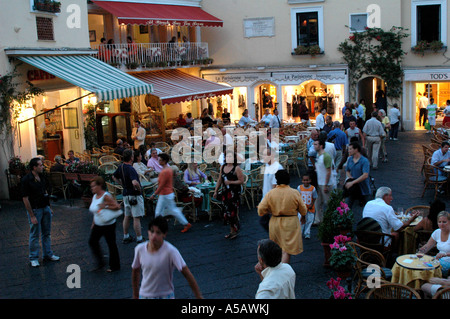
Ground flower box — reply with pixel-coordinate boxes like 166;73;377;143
78;173;98;182
34;1;61;13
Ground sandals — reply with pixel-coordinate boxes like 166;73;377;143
225;232;238;240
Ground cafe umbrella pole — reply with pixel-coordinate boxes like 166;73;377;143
17;92;94;125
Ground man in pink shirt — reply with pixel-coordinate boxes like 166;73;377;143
131;216;202;299
149;153;191;233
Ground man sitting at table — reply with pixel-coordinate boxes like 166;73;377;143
260;108;273;127
147;148;168;173
238;109;257;127
362;186;419;253
431;141;450;177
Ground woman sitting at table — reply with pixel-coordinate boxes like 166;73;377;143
132;151;154;180
417;211;450;277
415;199;445;232
146;148;168;173
184;163;207;187
173;166;203;209
421;277;450;298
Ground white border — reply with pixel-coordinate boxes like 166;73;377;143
411;0;447;46
290;6;324;52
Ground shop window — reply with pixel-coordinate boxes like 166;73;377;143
411;0;447;46
291;7;324;51
36;16;54;41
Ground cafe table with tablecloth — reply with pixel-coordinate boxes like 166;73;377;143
398;215;422;255
195;182;216;212
391;254;442;289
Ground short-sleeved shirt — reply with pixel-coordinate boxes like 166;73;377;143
21;173;50;209
432;229;450;264
346;155;371;195
327;128;348;151
427;104;438;117
362;198;403;246
113;163;141;196
316;152;335;186
297;184;317;213
132;241;186;298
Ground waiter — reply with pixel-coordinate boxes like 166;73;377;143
131;120;146;150
269;108;282;129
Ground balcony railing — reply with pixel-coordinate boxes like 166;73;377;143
92;42;212;70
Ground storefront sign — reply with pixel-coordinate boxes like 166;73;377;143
145;20;210;27
244;17;275;38
404;70;450;82
205;70;346;85
27;69;56;81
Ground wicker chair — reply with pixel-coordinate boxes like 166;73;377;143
48;172;69;200
365;283;422;299
348;242;392;298
105;182;123;204
422;163;448;199
432;287;450;299
99;155;120;165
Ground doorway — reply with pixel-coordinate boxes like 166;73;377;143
256;84;277;121
358;77;386;116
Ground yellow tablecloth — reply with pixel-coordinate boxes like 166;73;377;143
391;255;442;289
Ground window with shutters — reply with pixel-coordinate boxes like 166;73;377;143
36;16;54;41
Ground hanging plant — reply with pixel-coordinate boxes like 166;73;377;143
338;26;409;102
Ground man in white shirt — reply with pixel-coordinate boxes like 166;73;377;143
131;120;146;150
362;187;418;250
238;109;257;127
269;108;282;129
315;108;326;131
419;92;429;127
260;108;273;127
388;103;401;140
254;239;295;299
362;112;385;170
431;141;450;177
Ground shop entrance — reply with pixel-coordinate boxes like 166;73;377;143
357;77;386;116
414;82;450;130
256;84;277;121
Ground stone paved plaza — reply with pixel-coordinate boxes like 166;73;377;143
0;130;448;300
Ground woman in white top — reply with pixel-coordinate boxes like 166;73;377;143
88;176;122;272
133;151;153;179
418;211;450;277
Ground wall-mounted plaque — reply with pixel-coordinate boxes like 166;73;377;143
243;17;275;38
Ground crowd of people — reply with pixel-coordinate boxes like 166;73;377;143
18;98;450;299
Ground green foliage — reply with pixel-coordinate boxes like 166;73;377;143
0;68;43;134
338;26;409;101
318;188;345;243
83;103;99;150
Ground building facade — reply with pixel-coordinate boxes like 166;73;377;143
200;0;449;130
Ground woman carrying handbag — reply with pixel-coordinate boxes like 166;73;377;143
88;176;122;272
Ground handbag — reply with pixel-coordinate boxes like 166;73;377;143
424;121;431;130
96;208;123;225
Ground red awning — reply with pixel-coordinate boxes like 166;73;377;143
92;1;223;27
131;69;233;105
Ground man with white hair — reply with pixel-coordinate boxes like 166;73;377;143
362;187;419;250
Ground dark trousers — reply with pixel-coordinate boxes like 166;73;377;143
390;122;399;139
89;222;120;270
419;108;428;126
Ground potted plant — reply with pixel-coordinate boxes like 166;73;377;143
52;1;61;13
329;235;357;279
8;156;27;176
318;189;345;267
332;201;354;236
429;40;444;53
77;161;99;181
308;45;321;56
294;45;309;55
326;277;353;299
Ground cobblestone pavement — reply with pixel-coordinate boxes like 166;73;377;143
0;130;448;300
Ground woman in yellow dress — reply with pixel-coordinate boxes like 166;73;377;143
257;170;307;264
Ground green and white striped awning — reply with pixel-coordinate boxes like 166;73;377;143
18;55;153;101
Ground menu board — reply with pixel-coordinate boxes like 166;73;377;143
243;17;275;38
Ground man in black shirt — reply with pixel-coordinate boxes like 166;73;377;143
21;157;60;267
113;149;145;244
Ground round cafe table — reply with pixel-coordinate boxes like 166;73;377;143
391;254;442;289
196;182;216;213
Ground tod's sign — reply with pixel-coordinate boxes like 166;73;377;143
405;70;450;82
